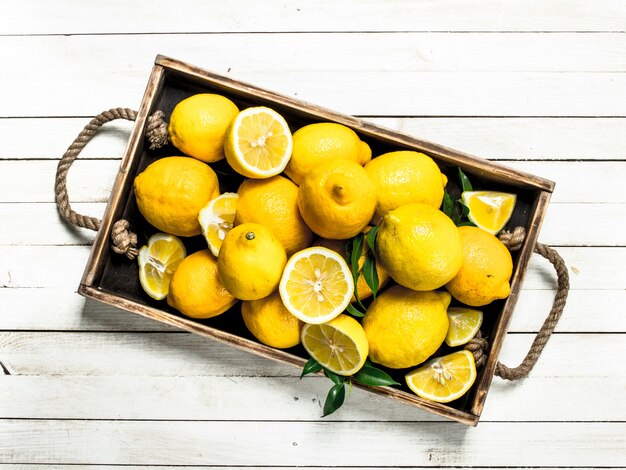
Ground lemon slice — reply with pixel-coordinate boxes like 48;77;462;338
224;106;293;178
462;191;517;235
138;233;187;300
301;314;368;376
198;193;238;256
445;307;483;347
279;247;354;324
405;350;477;403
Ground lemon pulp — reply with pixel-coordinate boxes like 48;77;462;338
138;233;186;300
198;192;238;256
462;191;517;235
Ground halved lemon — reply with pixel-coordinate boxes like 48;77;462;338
301;314;368;376
405;350;477;403
138;233;187;300
198;192;238;256
462;191;517;235
279;247;354;324
445;307;483;347
224;106;293;178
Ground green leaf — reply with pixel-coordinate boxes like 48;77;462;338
457;220;477;227
441;190;454;219
323;382;346;417
354;365;401;387
459;199;470;219
350;234;364;285
300;357;322;379
365;225;379;254
458;167;473;193
346;303;366;318
362;254;379;299
323;368;345;386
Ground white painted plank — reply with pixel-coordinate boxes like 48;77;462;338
2;35;626;117
2;0;626;33
0;245;615;290
3;117;626;161
0;420;622;466
1;288;621;333
1;160;623;204
2;201;623;247
0;468;607;470
0;332;620;379
0;375;622;422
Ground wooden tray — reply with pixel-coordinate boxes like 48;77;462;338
78;54;554;426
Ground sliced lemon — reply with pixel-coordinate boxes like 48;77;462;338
224;106;293;178
279;247;354;324
301;314;368;376
445;307;483;347
462;191;517;235
405;350;477;403
138;233;187;300
198;192;238;256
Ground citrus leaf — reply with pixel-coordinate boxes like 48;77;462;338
354;365;401;387
346;303;366;318
300;357;322;379
362;254;379;299
350;234;364;285
365;225;379;254
323;368;345;386
441;190;455;219
457;220;477;227
458;167;473;192
322;382;346;417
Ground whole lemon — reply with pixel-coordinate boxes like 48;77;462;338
364;151;448;220
217;223;287;300
235;176;313;256
297;159;377;239
362;285;451;369
285;122;371;185
315;236;389;301
168;93;239;162
446;226;513;306
377;203;463;291
134;156;220;237
241;291;303;349
167;250;238;319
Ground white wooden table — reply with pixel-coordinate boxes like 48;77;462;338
1;1;625;467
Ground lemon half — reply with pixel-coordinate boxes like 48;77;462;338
138;233;186;300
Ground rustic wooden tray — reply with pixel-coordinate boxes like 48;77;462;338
78;54;554;426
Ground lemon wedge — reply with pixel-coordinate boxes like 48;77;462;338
445;307;483;347
301;314;368;376
224;106;293;178
198;192;238;256
138;233;186;300
405;350;477;403
279;247;354;324
462;191;517;235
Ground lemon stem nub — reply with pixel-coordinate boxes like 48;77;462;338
245;231;256;240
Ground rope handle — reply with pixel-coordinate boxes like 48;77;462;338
55;109;569;380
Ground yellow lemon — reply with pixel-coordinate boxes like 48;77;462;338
376;203;463;291
405;350;477;403
167;249;238;319
279;247;354;324
301;314;368;376
285;122;371;185
235;176;313;256
297;158;377;239
138;233;186;300
241;291;304;349
314;236;389;302
224;107;293;178
168;93;239;162
362;285;451;369
364;151;448;220
217;223;287;300
462;191;517;235
134;157;220;237
198;192;238;257
445;307;483;347
446;226;513;306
